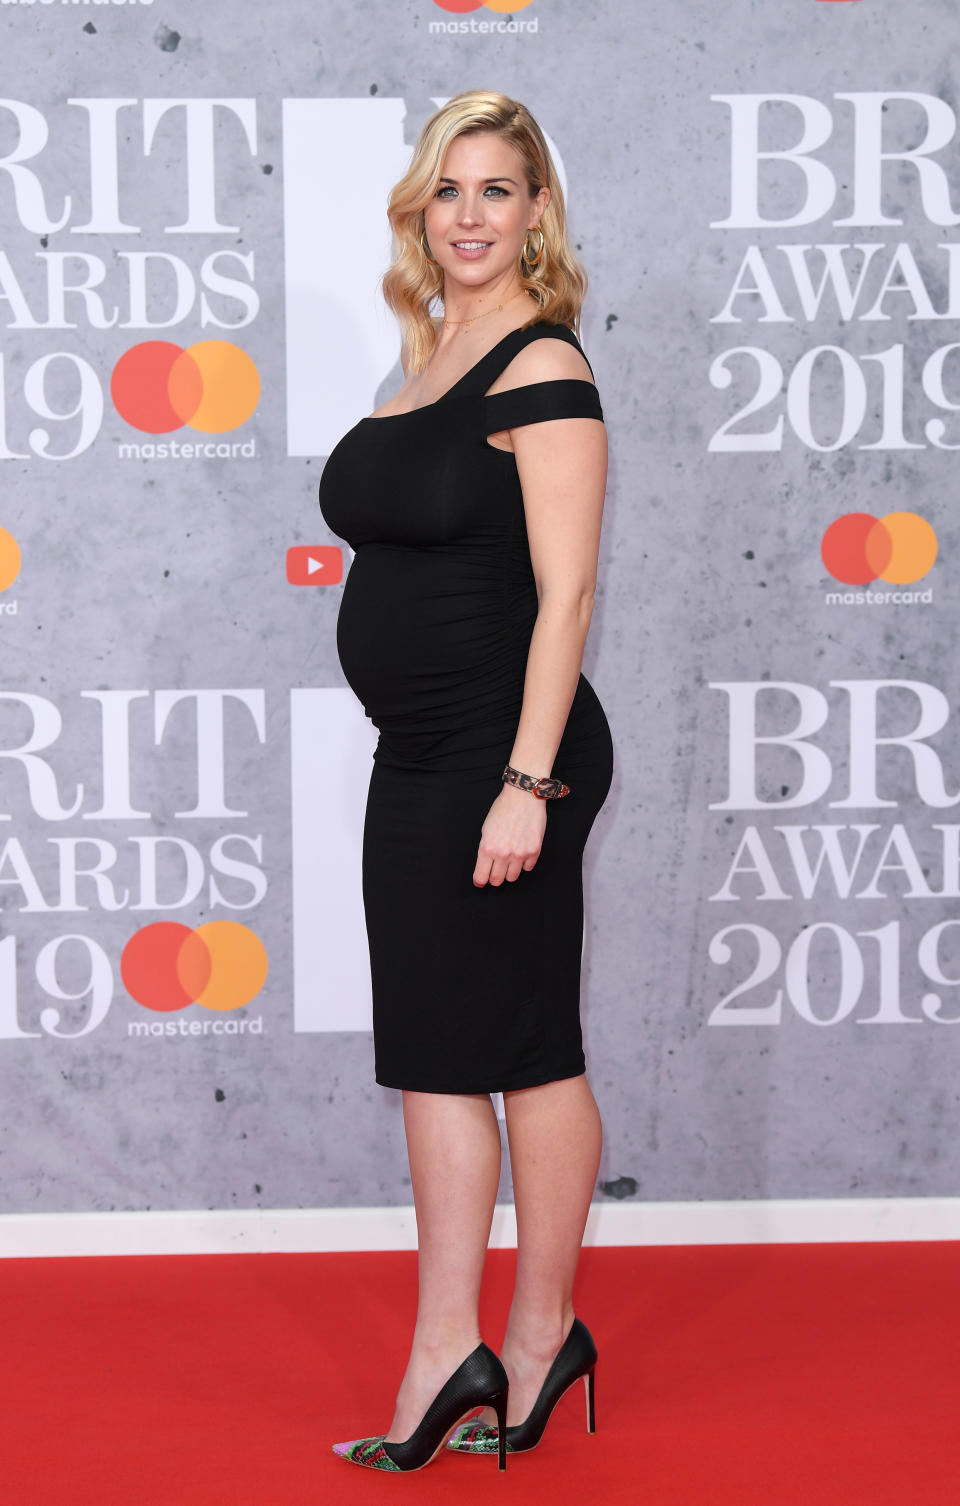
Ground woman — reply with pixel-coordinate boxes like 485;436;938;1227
319;89;613;1474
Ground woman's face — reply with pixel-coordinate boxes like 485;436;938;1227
422;131;549;293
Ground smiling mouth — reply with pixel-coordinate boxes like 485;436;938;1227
452;241;492;251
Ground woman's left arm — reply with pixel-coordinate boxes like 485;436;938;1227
472;395;607;888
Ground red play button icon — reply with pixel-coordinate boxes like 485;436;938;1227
286;545;343;585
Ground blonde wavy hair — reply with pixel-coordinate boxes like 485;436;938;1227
382;91;587;373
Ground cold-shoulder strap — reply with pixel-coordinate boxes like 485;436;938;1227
462;323;602;433
481;379;603;435
454;321;596;398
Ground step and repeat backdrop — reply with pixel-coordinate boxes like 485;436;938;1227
1;0;957;1215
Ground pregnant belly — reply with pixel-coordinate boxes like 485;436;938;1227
336;544;532;735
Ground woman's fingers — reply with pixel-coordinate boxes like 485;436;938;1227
475;854;509;887
474;847;539;887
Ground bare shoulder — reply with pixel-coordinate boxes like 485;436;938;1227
487;330;596;394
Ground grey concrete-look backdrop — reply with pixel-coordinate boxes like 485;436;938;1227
1;0;958;1214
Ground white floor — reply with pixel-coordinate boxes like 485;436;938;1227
2;1198;959;1258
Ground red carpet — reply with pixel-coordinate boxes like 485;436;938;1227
2;1242;958;1505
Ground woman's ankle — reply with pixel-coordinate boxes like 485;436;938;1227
408;1326;482;1364
502;1304;574;1362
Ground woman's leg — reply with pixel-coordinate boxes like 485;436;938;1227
386;1089;502;1441
496;1073;603;1424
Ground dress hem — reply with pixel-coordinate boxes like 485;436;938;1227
374;1064;587;1095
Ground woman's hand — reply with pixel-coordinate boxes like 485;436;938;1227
473;784;548;887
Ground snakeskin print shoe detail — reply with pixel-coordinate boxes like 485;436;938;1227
332;1342;509;1472
331;1438;403;1471
447;1317;597;1455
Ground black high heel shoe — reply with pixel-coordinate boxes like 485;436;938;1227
332;1342;510;1473
447;1317;597;1455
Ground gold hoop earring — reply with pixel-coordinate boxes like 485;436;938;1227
522;226;546;268
420;229;438;266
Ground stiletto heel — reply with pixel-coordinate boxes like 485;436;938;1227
584;1365;596;1433
494;1389;508;1472
333;1342;509;1473
448;1317;598;1456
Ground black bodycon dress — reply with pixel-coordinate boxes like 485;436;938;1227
318;322;613;1093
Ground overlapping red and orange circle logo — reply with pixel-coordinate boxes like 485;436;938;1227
111;340;260;435
432;0;533;11
821;512;938;586
0;528;21;593
121;921;268;1013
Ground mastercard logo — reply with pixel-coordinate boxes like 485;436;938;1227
433;0;533;12
821;512;938;586
111;340;260;435
121;921;268;1013
0;527;20;593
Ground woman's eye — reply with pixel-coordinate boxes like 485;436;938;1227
434;185;508;200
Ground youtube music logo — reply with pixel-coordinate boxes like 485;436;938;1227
286;546;343;585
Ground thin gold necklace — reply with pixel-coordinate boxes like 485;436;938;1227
443;289;526;331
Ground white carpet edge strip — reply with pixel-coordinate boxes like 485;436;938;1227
2;1198;960;1258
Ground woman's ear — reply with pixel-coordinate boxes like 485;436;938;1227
529;185;551;228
